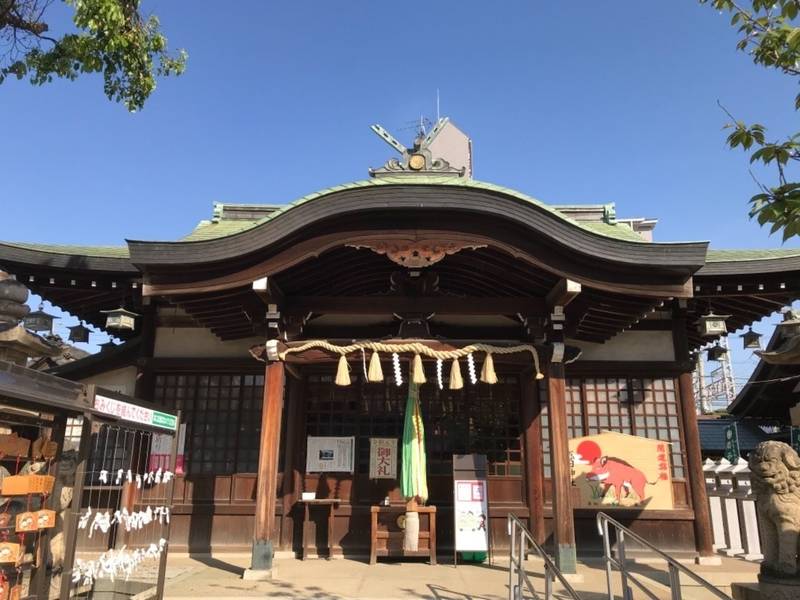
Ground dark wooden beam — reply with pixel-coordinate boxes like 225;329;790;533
283;296;546;316
253;276;285;305
546;278;581;308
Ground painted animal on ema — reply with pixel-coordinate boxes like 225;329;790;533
587;456;656;503
575;440;656;504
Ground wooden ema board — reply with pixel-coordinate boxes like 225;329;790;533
0;434;29;458
14;510;55;533
569;431;674;510
0;542;21;565
0;474;54;496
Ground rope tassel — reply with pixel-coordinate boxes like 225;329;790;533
480;352;498;384
335;355;351;386
412;354;426;384
449;359;463;390
368;351;384;382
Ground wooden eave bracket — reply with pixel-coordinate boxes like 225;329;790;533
546;278;581;309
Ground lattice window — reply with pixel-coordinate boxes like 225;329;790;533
541;376;685;479
153;373;263;475
305;371;522;477
539;381;551;478
630;378;684;478
565;380;584;439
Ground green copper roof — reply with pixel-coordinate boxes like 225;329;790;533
706;248;800;262
181;177;652;244
182;219;264;241
1;241;130;258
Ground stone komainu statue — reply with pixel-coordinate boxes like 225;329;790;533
749;441;800;577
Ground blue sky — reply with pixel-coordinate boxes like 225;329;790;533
1;1;797;385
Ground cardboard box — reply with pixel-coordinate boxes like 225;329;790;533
1;474;54;495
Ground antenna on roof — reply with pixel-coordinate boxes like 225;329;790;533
436;89;440;122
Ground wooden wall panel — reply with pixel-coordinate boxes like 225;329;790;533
233;474;258;503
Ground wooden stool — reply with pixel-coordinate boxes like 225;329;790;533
370;505;437;565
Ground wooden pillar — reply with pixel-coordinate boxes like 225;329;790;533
672;301;716;561
544;300;577;573
244;361;286;579
548;361;577;572
520;375;546;545
678;371;715;559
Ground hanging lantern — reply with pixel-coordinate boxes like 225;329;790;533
68;322;91;343
98;339;117;352
23;305;56;333
707;345;727;361
697;311;730;337
740;327;762;350
100;307;138;331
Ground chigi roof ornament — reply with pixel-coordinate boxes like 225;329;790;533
369;117;472;178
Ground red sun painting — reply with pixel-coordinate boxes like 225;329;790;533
575;440;601;464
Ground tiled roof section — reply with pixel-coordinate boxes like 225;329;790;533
706;248;800;262
181;178;654;244
697;418;775;453
583;221;643;242
1;241;130;258
182;219;263;241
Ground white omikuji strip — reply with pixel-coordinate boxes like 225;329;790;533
101;468;174;487
72;539;167;585
79;506;170;537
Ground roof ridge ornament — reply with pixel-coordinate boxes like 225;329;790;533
368;119;467;179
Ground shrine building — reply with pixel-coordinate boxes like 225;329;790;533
2;119;799;573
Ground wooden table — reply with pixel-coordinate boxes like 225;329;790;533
370;505;437;565
300;498;340;560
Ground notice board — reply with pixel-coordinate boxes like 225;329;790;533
452;454;490;558
306;436;355;473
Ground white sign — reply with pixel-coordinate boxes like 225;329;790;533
94;395;177;431
305;436;355;473
369;438;397;479
454;479;489;552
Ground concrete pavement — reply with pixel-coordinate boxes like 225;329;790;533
158;553;761;600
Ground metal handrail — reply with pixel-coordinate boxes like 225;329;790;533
507;514;582;600
596;512;731;600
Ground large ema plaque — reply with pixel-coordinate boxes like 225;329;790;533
569;431;674;510
305;436;355;473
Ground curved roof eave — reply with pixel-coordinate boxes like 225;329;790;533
0;242;137;274
125;178;710;272
697;248;800;277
